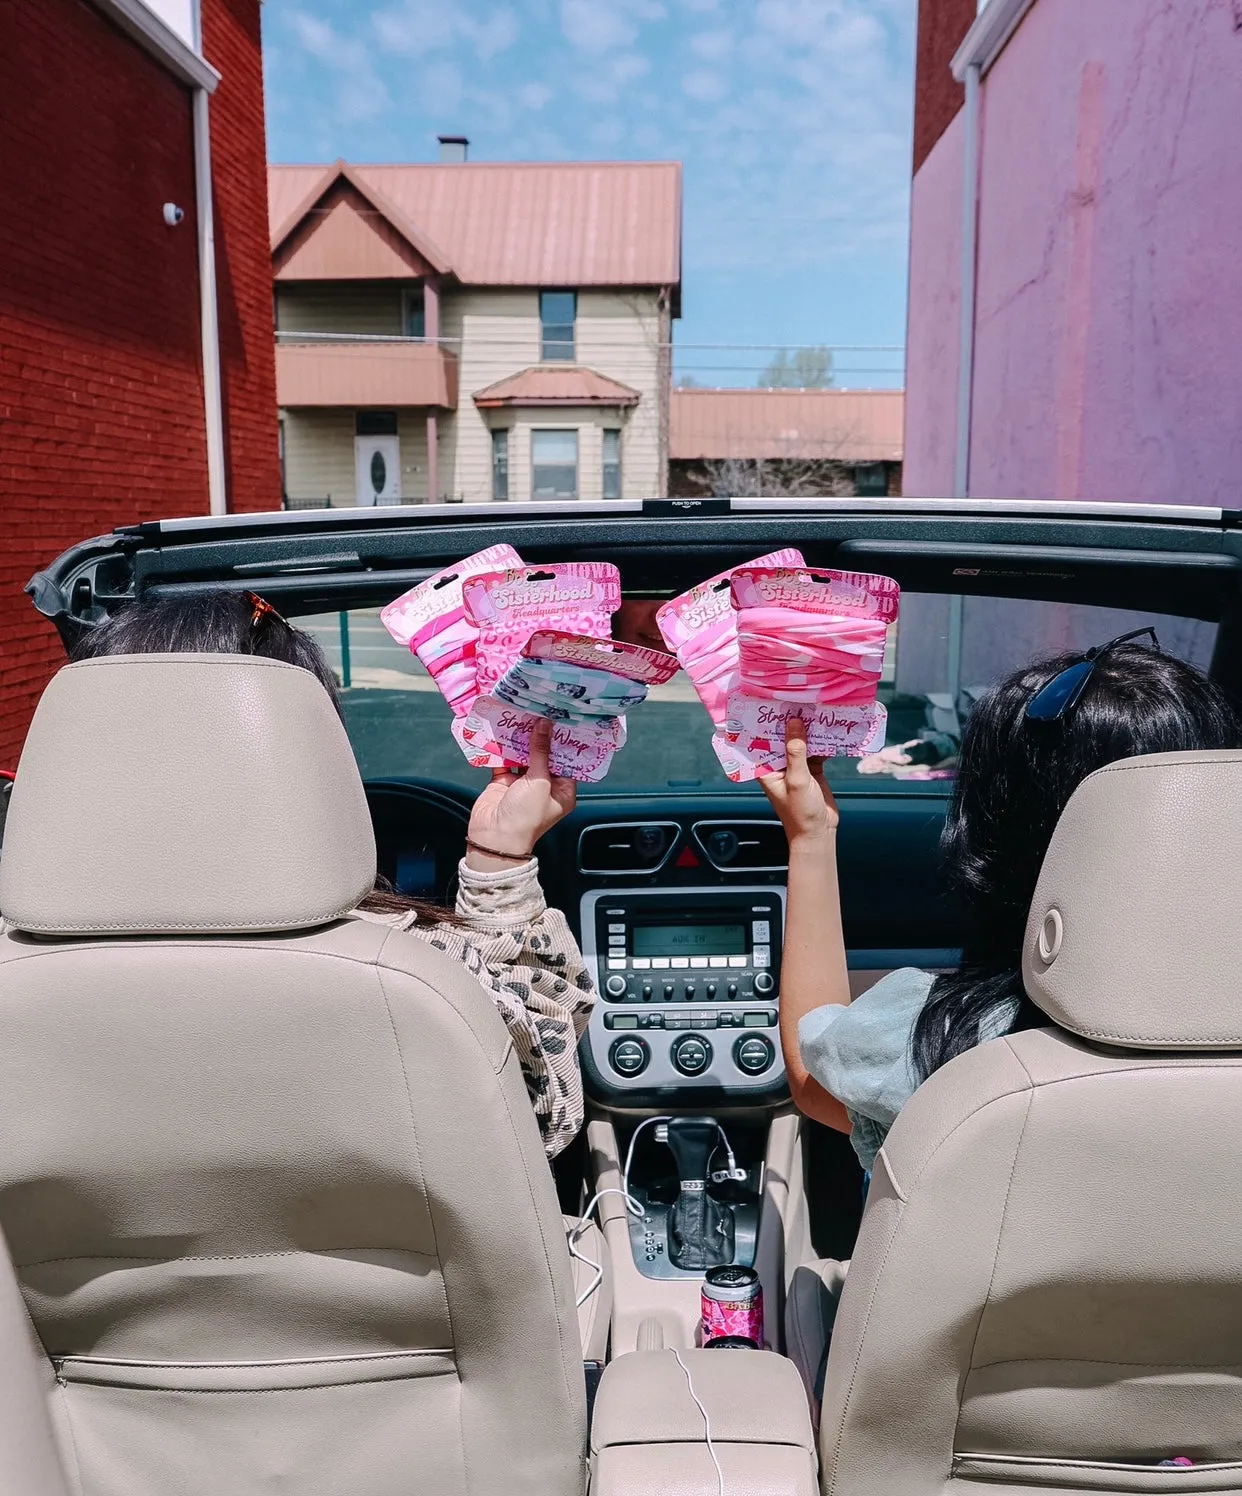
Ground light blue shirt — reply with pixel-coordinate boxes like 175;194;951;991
798;968;934;1171
798;968;1019;1170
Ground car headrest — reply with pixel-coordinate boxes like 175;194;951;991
1023;750;1242;1050
0;655;376;937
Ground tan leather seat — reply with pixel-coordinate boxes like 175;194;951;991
819;750;1242;1493
0;654;587;1496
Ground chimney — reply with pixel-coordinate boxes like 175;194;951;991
438;135;469;163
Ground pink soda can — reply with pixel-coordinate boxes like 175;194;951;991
701;1265;763;1348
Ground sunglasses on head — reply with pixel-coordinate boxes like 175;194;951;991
1024;627;1161;723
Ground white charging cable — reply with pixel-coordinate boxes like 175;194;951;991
569;1118;743;1310
672;1347;726;1496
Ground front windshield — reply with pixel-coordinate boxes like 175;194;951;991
304;596;1217;795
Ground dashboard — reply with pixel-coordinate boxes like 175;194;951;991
362;782;962;1111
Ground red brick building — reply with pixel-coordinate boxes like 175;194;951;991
0;0;279;764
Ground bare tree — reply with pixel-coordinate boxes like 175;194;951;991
758;346;834;388
689;455;855;498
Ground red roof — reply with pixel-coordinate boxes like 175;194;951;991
473;366;641;409
669;389;904;463
269;161;682;291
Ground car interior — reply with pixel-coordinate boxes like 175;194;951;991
4;494;1242;1495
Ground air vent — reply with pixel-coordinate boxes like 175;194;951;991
692;820;787;872
578;822;680;875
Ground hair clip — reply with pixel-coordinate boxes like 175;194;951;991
245;591;285;629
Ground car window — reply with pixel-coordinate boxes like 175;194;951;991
304;595;1217;795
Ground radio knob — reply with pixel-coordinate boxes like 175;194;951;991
684;984;696;1001
727;983;739;1000
734;1034;775;1076
605;974;628;998
663;982;675;999
642;983;653;1000
705;982;717;999
610;1037;650;1077
671;1034;712;1077
753;971;775;995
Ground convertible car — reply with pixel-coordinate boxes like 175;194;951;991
1;494;1241;1495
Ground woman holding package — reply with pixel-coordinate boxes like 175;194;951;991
72;591;596;1159
762;633;1242;1171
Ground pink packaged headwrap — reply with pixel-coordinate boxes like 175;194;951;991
718;566;900;779
463;563;622;695
379;544;522;717
655;549;805;727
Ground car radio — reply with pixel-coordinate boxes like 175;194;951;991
579;888;785;1096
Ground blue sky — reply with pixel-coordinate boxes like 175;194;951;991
262;0;916;389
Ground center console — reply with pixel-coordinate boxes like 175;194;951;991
580;887;786;1101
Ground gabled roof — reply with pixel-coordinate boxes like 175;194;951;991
473;367;641;409
271;163;452;275
669;389;904;463
269;161;682;290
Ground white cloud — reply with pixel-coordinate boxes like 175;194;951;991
573;50;651;104
519;81;554;110
681;69;728;102
689;26;732;59
286;11;390;122
372;1;521;61
560;0;665;52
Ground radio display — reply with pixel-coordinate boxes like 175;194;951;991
631;924;747;957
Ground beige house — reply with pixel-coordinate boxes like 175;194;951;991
268;150;682;508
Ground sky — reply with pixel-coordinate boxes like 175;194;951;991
262;0;917;389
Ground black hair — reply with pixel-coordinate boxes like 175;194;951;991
912;641;1242;1082
71;592;344;709
70;592;461;926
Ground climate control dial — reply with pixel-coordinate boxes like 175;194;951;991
671;1034;713;1076
610;1036;650;1077
734;1034;775;1076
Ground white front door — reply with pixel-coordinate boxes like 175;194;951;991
354;434;401;506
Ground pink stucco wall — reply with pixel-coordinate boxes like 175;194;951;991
904;0;1242;504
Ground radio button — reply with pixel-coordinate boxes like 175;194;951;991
651;957;670;969
610;1037;650;1077
608;934;626;947
671;958;690;970
709;956;727;968
753;946;771;967
605;974;628;998
632;957;651;969
753;971;775;994
608;923;625;933
671;1035;712;1076
728;955;747;968
735;1035;775;1076
752;920;771;942
607;958;626;970
690;956;709;969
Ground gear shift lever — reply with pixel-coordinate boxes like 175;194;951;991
663;1117;735;1272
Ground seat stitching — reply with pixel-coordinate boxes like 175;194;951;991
373;963;469;1495
971;1355;1242;1372
951;1087;1034;1457
823;1205;903;1496
18;1249;438;1269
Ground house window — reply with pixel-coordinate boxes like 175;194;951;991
540;290;576;361
854;463;888;497
356;411;398;436
402;286;425;339
491;429;509;501
602;428;622;499
531;429;578;499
